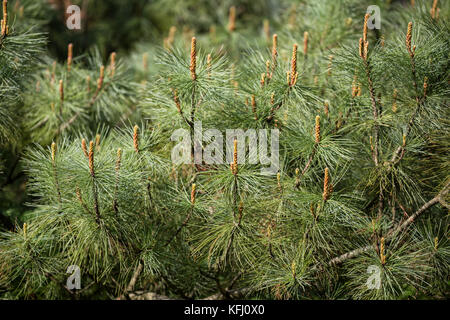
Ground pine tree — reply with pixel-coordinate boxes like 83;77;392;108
0;0;46;144
0;0;448;300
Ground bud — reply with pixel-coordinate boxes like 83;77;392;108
228;6;236;32
166;26;176;49
392;89;398;113
310;203;315;218
76;186;82;203
116;148;122;172
380;237;386;265
238;201;244;224
263;19;270;41
207;54;212;78
288;3;297;29
173;89;182;114
97;65;105;90
1;0;8;37
315;115;321;144
133;125;139;153
271;34;278;76
51;142;57;164
328;182;334;195
363;41;369;61
23;223;27;239
191;183;197;205
423;76;428;97
363;13;370;44
109;52;116;77
67;43;73;72
434;237;438;250
291;72;299;87
322;167;331;201
232;138;238;175
277;172;281;190
303;31;309;56
430;0;438;19
88;141;95;176
406;22;413;57
336;112;343;130
324;101;329;117
359;38;364;59
95;134;101;151
251;95;258;120
359;13;369;63
190;37;197;80
81;139;88;158
169;25;176;39
290;44;298;86
260;73;266;87
327;55;333;76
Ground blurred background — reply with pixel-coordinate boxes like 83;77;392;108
29;0;283;59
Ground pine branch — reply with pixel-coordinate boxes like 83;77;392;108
391;22;424;165
126;261;143;293
328;181;450;266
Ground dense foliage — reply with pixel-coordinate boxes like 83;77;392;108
0;0;448;300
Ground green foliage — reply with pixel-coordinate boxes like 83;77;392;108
22;49;137;145
0;0;449;300
0;7;46;144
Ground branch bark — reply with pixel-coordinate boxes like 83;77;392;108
126;261;143;293
117;291;171;300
